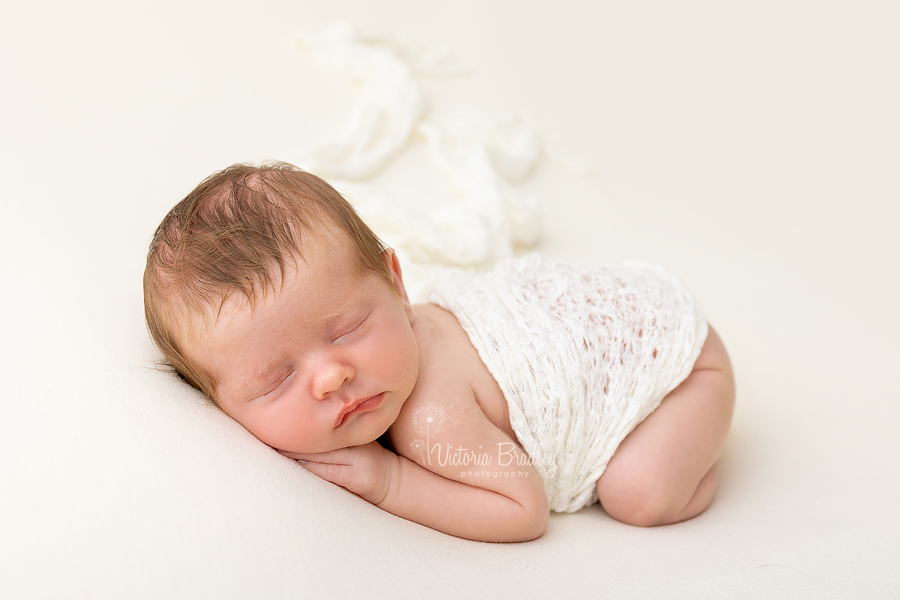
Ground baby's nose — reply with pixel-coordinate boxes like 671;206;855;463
311;359;354;399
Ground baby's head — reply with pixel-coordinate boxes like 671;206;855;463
144;162;419;452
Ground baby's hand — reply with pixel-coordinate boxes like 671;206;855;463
279;442;399;505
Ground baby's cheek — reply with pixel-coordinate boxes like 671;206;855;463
387;335;418;388
246;406;309;453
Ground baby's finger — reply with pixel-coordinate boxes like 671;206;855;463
298;460;353;487
277;449;303;460
279;448;353;465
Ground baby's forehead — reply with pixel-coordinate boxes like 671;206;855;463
191;279;284;337
174;289;271;384
191;233;362;327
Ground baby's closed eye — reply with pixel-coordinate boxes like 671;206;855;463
256;370;296;401
333;314;369;342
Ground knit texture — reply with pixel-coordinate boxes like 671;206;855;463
428;254;708;512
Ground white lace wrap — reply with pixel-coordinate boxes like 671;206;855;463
427;254;708;513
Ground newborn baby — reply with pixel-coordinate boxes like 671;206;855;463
143;162;735;542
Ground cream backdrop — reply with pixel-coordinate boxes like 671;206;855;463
2;1;898;598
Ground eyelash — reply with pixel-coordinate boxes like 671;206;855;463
334;315;368;341
261;371;294;399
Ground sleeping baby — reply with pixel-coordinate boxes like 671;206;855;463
143;162;735;542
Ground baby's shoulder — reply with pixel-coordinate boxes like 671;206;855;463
386;359;479;467
394;303;481;427
388;303;514;456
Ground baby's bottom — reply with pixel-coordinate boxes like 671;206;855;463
595;325;735;526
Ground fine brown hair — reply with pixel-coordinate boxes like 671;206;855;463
143;161;390;399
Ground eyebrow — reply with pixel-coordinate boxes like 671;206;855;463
314;292;364;325
316;307;347;323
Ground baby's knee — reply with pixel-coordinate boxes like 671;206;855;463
597;468;715;527
599;481;678;527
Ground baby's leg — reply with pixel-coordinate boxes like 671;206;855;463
595;325;735;527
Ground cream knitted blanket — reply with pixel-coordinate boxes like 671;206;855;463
428;254;708;512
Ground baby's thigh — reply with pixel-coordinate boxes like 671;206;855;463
596;326;735;525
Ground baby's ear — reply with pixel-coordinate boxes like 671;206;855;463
381;248;411;304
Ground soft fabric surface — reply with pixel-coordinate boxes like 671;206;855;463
2;2;899;598
429;255;707;512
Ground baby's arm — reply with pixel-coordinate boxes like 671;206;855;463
382;406;549;542
283;393;548;542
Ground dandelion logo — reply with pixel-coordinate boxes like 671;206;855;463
409;405;451;465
